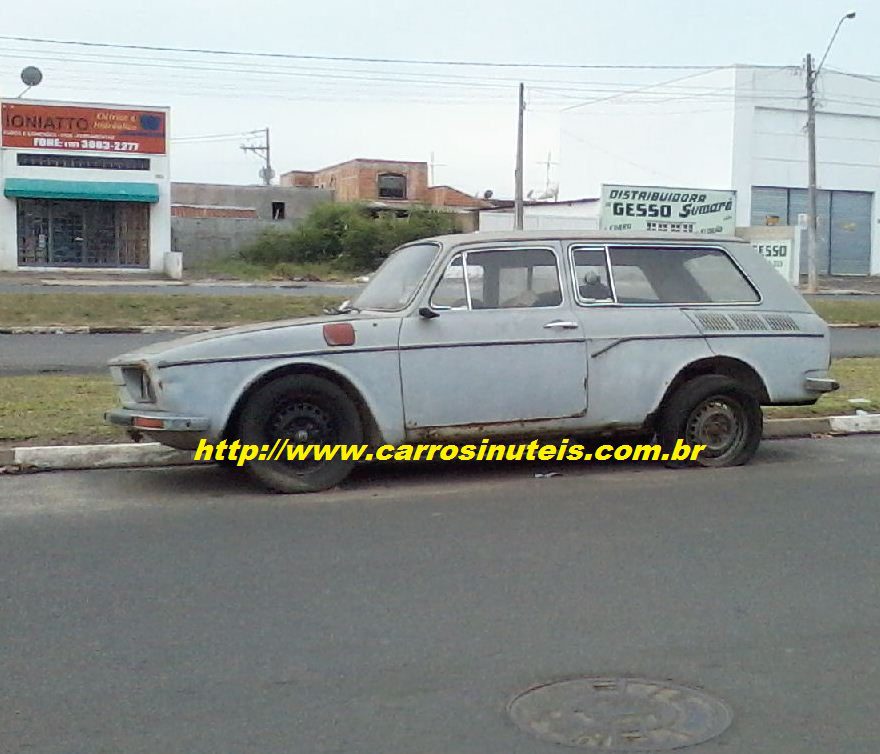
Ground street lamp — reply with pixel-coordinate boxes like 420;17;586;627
804;11;856;293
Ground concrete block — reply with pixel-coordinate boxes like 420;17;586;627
13;442;195;470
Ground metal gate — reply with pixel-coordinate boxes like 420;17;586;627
751;187;872;275
16;198;150;267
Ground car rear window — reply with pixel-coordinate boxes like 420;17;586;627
608;246;759;304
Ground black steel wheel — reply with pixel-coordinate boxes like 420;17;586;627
658;374;763;468
236;374;363;493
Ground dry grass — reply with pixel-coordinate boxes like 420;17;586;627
0;293;337;327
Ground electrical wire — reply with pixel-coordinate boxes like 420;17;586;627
0;34;728;70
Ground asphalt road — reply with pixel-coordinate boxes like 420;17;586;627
0;281;363;298
2;326;879;375
1;435;879;753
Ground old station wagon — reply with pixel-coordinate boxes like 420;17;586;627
106;231;837;492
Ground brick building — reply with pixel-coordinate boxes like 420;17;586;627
281;158;489;212
282;158;427;203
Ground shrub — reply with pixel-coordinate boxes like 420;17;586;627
241;203;460;271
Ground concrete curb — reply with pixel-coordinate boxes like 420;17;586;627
0;325;228;334
1;443;194;472
2;415;878;473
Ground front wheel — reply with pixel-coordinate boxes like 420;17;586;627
236;374;363;493
658;375;763;468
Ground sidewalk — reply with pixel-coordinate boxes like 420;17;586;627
807;275;880;295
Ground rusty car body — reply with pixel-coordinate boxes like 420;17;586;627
106;230;837;492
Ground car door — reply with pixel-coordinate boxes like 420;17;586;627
398;243;589;431
568;243;721;428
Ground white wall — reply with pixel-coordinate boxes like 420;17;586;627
479;202;600;231
0;101;171;273
731;67;880;274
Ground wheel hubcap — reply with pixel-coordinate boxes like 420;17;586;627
267;400;336;469
686;396;746;459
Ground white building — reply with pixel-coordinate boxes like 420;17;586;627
561;66;880;275
0;98;173;275
479;198;599;231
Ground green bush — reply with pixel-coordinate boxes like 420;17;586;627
241;203;460;271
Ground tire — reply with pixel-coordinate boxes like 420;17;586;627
236;374;364;493
658;374;763;468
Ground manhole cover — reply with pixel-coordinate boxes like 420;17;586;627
508;677;732;751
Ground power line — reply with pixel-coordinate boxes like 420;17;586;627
0;34;727;70
172;130;264;143
561;69;726;110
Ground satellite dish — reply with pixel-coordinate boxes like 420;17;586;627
21;66;43;87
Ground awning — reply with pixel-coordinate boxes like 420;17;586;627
4;178;160;203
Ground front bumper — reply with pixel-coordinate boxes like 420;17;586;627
804;377;840;394
105;408;210;433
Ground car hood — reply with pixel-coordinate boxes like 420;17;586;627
109;311;397;367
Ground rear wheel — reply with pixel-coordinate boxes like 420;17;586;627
236;374;363;493
658;374;762;468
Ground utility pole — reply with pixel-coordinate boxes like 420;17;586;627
804;11;856;292
805;53;819;293
241;127;273;186
514;83;525;230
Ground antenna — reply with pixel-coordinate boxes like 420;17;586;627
18;66;43;98
428;151;447;185
537;151;558;195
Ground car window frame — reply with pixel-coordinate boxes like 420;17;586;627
567;242;763;308
429;244;567;312
568;244;618;306
354;240;443;312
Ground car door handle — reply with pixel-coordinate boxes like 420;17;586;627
543;320;579;330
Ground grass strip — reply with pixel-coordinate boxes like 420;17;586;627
0;293;338;327
3;358;878;448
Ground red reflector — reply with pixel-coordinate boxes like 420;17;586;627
323;322;356;346
133;417;165;429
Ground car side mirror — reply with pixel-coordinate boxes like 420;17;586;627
418;306;440;319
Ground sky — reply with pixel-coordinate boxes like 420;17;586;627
1;0;878;199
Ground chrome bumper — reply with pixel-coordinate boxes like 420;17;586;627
804;377;840;393
105;408;210;432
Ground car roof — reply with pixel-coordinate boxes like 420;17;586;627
424;230;746;247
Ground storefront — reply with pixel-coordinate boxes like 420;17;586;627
0;99;171;273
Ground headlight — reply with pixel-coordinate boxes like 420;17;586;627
122;366;156;403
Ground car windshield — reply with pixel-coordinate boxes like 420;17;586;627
351;242;440;311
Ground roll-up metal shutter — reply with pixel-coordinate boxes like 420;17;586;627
750;187;788;227
787;189;831;274
829;191;872;275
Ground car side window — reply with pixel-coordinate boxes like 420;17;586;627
608;245;758;304
571;247;613;302
431;254;469;309
431;248;562;310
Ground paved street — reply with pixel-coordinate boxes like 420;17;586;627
0;333;179;375
0;280;363;298
2;326;879;375
1;436;879;753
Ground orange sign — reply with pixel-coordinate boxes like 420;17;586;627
1;102;167;155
